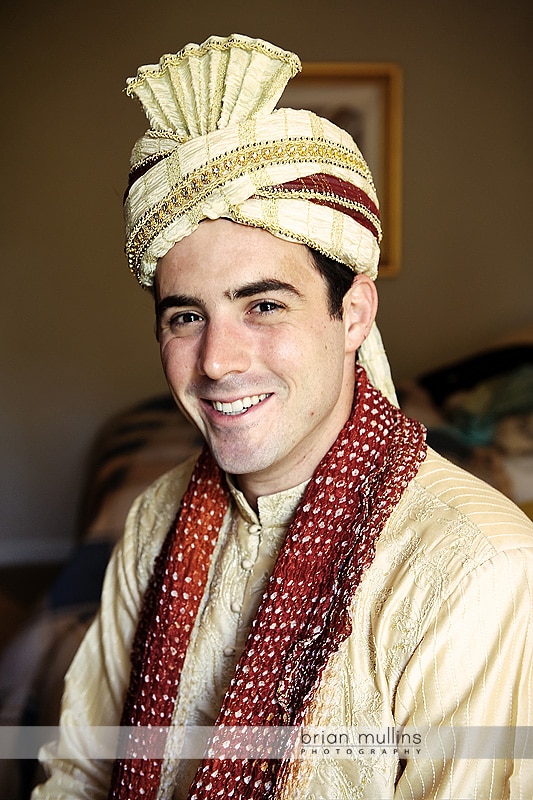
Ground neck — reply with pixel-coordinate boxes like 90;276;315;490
231;460;312;512
235;404;355;511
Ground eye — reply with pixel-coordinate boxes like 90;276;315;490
172;311;203;325
162;309;205;334
249;300;285;315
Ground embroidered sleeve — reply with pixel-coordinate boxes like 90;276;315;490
393;544;533;799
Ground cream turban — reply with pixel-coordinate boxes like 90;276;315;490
124;34;397;403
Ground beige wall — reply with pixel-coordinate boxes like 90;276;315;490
2;0;532;563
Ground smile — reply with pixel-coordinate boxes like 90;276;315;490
210;393;270;416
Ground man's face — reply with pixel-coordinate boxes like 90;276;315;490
155;219;359;502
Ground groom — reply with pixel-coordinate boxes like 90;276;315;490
34;34;533;800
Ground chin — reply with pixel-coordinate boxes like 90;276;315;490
208;442;278;477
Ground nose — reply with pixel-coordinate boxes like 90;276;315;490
198;318;252;380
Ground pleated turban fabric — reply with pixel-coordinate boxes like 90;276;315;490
124;34;397;403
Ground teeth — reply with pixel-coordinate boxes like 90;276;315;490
212;394;269;416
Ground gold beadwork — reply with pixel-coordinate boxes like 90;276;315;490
126;136;373;280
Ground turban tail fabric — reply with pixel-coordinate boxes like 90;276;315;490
124;34;396;404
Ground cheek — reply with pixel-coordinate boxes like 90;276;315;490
160;341;194;385
263;321;330;357
266;325;344;388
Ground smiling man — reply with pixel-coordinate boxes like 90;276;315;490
33;34;533;800
155;220;376;504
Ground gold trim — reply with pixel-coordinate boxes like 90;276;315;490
126;35;301;96
255;186;381;242
126;137;374;280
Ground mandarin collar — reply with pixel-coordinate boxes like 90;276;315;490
227;475;310;529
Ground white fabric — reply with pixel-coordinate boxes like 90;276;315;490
125;108;380;285
124;34;380;288
32;448;533;799
125;35;301;136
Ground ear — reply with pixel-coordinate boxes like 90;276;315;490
342;274;378;354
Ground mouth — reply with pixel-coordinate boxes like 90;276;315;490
209;393;271;416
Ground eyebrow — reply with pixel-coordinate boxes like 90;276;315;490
227;279;304;301
157;293;200;318
156;279;304;317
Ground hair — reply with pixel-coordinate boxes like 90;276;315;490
308;248;355;320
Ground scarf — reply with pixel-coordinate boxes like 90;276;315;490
109;367;426;799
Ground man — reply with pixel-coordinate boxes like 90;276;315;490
33;34;533;799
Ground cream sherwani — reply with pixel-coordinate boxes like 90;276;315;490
33;448;533;799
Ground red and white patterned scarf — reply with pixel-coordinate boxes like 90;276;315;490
109;367;426;799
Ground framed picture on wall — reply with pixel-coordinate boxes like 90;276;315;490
279;62;402;276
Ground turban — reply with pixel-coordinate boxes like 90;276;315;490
124;34;397;403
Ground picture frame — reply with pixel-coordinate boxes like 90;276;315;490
279;62;403;276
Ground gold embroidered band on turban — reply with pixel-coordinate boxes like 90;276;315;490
124;33;397;403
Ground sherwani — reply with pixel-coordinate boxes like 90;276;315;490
33;447;533;799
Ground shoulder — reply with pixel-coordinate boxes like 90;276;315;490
371;446;533;612
133;452;200;514
362;448;533;685
122;452;201;576
409;446;533;556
